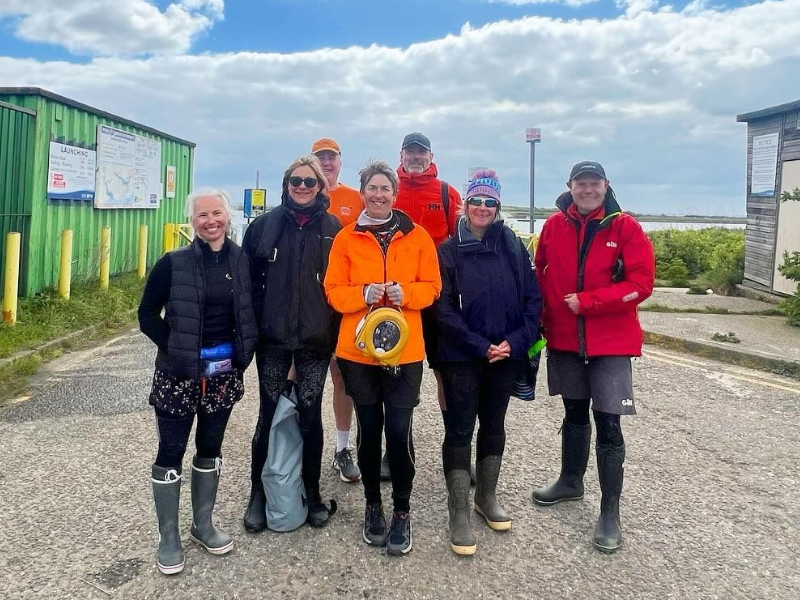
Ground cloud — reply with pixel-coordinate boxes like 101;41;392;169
0;0;224;55
1;1;798;215
486;0;599;6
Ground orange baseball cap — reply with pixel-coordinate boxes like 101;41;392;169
311;138;341;154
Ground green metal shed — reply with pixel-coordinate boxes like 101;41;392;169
0;87;195;297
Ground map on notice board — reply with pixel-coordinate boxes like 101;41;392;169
95;125;162;209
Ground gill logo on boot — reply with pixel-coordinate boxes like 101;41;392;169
621;398;633;406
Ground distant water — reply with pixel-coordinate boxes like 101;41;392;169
230;212;743;242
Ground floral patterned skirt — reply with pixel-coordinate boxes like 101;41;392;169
148;368;245;417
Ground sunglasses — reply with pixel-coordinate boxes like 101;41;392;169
288;176;319;188
467;197;499;208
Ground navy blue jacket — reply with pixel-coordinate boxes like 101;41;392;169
435;219;542;363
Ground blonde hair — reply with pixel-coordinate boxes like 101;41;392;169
282;155;329;195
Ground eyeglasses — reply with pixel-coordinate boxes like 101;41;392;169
288;176;319;188
467;197;499;208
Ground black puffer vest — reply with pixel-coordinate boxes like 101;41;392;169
155;237;258;380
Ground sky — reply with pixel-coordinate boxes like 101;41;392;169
1;0;798;216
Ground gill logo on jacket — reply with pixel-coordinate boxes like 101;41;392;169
606;241;618;248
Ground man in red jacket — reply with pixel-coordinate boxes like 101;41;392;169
382;132;462;479
531;161;654;554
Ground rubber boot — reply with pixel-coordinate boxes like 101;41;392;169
189;456;233;555
532;421;591;506
151;465;185;575
593;443;625;553
243;480;267;533
446;469;477;555
473;455;511;531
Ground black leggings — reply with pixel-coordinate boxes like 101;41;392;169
336;360;423;513
250;347;330;492
439;360;523;467
154;405;234;468
563;398;624;447
354;402;415;513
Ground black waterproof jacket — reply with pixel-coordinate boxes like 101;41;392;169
243;192;342;353
435;219;542;363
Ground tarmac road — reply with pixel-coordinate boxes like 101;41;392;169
1;329;798;599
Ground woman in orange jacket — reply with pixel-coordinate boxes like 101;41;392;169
324;159;441;556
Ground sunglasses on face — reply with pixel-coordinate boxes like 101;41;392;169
467;197;499;208
288;176;319;188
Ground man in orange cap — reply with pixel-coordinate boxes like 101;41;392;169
312;138;363;483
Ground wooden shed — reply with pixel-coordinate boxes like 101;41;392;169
737;99;800;296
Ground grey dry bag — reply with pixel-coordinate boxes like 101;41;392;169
261;383;308;532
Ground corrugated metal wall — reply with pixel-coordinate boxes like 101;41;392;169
0;92;194;296
0;101;35;294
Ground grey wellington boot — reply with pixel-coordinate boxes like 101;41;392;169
593;443;625;553
189;456;233;555
446;469;477;555
474;455;512;531
151;465;185;575
532;421;591;506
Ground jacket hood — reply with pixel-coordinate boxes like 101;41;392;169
397;163;440;184
555;186;622;221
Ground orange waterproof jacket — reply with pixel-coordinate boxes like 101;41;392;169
324;210;442;365
395;163;462;248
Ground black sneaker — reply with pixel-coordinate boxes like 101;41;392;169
386;511;413;555
362;503;387;546
306;489;337;528
332;448;361;483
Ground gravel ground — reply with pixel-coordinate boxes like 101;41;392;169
1;330;798;600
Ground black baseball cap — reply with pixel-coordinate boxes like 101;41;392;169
569;161;607;180
401;132;431;151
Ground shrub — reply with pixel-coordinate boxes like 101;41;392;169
664;259;690;286
778;251;800;327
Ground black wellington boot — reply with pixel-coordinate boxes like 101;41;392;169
532;421;591;506
593;443;625;553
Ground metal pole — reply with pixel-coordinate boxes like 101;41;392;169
99;227;111;291
137;225;148;280
3;232;21;325
529;141;536;234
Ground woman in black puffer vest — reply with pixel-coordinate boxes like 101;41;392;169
138;188;257;576
242;155;342;532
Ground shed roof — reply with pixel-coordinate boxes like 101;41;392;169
737;98;800;123
0;87;196;147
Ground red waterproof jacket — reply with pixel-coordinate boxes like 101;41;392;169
535;189;655;357
395;163;462;248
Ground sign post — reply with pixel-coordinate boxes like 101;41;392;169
525;128;541;234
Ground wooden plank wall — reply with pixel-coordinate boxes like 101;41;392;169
743;109;800;292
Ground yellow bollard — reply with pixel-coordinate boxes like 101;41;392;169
59;229;73;300
2;232;21;325
138;224;148;280
100;226;111;291
163;223;175;253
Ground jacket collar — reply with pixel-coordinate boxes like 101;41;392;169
353;209;416;237
555;187;622;228
396;163;439;186
456;218;505;255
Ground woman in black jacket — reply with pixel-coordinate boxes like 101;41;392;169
434;170;541;555
242;155;342;531
138;188;258;575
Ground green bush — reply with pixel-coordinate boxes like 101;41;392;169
648;228;745;291
664;259;690;286
778;251;800;327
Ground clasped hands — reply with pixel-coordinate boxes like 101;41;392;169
364;282;404;306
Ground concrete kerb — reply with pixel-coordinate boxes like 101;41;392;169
643;330;800;381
